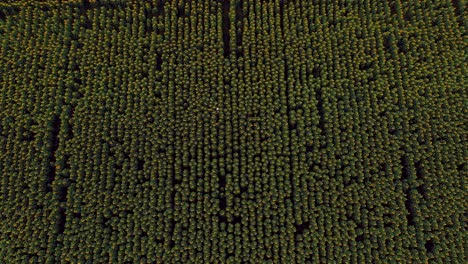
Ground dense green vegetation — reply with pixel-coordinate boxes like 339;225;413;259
0;0;466;263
